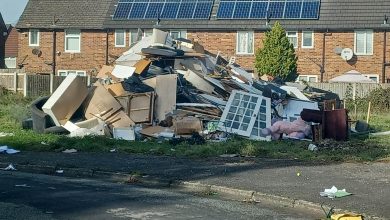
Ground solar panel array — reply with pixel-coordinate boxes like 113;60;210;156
113;0;214;20
217;0;321;19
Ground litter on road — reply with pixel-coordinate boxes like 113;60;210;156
3;164;17;171
320;186;352;198
0;146;20;154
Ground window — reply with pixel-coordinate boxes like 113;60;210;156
29;29;39;46
302;31;314;48
287;31;298;48
143;29;153;37
170;30;187;39
115;29;126;47
4;57;16;68
58;70;86;77
236;31;254;54
129;29;139;46
354;30;373;55
296;75;318;82
363;74;379;83
65;30;81;53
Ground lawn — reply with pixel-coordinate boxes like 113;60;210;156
0;90;389;162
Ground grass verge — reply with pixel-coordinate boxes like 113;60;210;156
0;91;389;162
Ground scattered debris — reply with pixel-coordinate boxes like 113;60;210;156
3;164;16;171
15;184;31;188
110;149;116;153
331;213;363;220
62;149;78;154
308;144;318;151
320;186;352;198
30;28;350;145
55;170;64;174
219;154;239;158
0;146;20;154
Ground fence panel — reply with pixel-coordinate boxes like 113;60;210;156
308;83;390;99
0;72;25;92
25;75;50;97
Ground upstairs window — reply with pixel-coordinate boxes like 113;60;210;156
236;31;254;54
302;31;314;48
355;30;373;55
115;29;126;47
29;29;39;46
170;30;187;39
286;31;298;48
65;30;81;53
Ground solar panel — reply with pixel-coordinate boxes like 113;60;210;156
113;0;213;20
216;0;321;20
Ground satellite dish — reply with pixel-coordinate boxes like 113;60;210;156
32;48;42;56
341;48;353;61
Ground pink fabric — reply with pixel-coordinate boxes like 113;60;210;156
265;118;311;140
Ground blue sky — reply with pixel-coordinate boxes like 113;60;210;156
0;0;29;25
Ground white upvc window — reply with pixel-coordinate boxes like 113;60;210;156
65;30;81;53
286;31;298;48
354;30;373;55
115;29;126;47
296;75;318;82
129;29;139;46
143;29;153;37
236;31;254;55
170;30;187;39
363;74;379;83
58;70;86;77
302;31;314;48
29;29;40;46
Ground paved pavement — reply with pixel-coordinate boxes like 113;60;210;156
1;151;389;218
0;171;316;220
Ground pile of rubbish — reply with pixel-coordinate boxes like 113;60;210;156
29;29;348;142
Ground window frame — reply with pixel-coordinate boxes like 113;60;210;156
354;30;374;56
286;31;298;48
129;29;139;46
115;29;126;47
301;31;314;49
296;75;318;83
236;31;254;55
169;30;187;39
58;70;86;77
29;29;40;47
363;74;379;83
64;30;81;53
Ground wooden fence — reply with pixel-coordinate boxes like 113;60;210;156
0;70;91;97
308;82;390;100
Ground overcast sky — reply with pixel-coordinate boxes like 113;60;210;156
0;0;29;25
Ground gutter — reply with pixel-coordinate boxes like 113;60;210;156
52;30;56;75
383;30;387;83
105;29;109;65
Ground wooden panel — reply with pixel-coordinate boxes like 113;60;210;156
116;92;154;124
144;74;177;121
26;74;50;97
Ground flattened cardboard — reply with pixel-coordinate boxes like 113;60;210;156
104;83;126;96
143;74;177;121
173;117;202;135
96;65;114;79
84;83;122;120
140;126;173;138
42;75;88;126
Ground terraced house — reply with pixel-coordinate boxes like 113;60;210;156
16;0;390;82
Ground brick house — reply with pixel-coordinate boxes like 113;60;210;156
16;0;390;82
0;13;7;68
4;25;19;68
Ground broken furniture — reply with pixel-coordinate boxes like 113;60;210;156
115;92;155;124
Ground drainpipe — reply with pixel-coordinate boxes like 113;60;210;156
105;29;109;65
382;30;387;83
320;31;326;82
52;30;57;75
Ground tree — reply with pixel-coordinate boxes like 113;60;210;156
255;22;298;82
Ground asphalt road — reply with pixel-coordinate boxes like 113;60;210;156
0;171;316;220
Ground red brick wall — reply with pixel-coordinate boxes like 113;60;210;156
18;28;390;82
188;30;390;82
18;29;130;75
